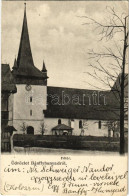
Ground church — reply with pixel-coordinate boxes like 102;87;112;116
2;4;121;138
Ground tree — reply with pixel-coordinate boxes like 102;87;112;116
40;120;47;135
20;122;26;134
82;6;128;154
104;120;120;138
80;120;88;136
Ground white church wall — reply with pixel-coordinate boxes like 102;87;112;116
13;120;43;135
11;83;108;137
13;84;47;132
44;118;108;137
79;120;108;137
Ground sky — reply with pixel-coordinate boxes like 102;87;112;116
2;1;128;90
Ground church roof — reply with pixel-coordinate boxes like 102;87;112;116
44;86;120;120
14;4;45;79
2;64;17;93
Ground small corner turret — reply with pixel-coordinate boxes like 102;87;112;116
42;60;47;73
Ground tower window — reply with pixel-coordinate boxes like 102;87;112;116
30;96;32;102
98;121;101;129
30;110;32;116
58;119;61;124
79;120;82;129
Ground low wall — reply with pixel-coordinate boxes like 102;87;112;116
13;134;128;152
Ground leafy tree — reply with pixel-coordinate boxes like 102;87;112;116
20;122;26;134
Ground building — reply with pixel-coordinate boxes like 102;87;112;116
44;86;120;136
11;4;48;135
2;5;125;138
1;64;17;151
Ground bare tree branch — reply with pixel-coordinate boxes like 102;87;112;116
81;6;128;154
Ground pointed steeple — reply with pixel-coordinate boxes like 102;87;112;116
17;3;34;70
42;60;47;72
12;57;18;70
12;3;48;85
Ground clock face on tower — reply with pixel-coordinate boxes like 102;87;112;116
25;84;32;91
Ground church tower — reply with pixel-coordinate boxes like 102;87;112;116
12;4;48;134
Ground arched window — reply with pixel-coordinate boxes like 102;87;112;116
79;120;82;129
30;96;32;102
98;121;101;129
30;110;32;116
58;119;61;124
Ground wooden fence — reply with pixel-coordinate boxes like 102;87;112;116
1;132;11;152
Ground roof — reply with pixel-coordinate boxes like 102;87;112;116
44;86;120;120
2;64;17;93
52;124;73;130
5;126;17;132
13;5;46;80
12;58;18;70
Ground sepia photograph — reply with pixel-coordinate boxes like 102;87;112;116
1;1;128;195
1;1;128;155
